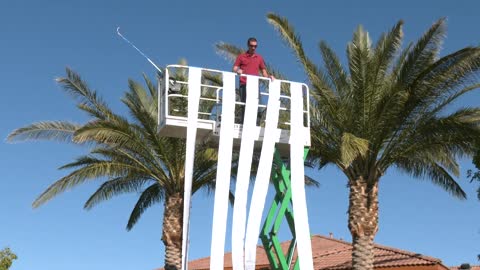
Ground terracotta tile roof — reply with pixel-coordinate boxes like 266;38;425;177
187;246;269;270
157;234;449;270
309;235;444;270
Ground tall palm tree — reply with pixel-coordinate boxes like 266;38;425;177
7;68;221;270
265;14;480;270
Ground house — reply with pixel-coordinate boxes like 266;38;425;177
169;234;451;270
450;265;480;270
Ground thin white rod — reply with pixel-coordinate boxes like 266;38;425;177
116;27;163;74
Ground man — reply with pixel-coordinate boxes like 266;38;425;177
233;37;275;103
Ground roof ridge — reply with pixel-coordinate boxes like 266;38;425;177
311;234;353;245
372;242;442;263
315;246;352;258
311;234;443;264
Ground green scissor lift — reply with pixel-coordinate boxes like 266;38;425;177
260;147;309;270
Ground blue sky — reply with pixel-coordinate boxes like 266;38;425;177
1;1;480;270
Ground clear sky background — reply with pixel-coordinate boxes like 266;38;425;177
1;1;479;270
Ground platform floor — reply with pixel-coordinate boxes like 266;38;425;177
158;116;309;157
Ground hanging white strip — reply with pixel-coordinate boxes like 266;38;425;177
231;76;259;270
209;72;236;270
244;80;281;270
290;82;314;270
181;67;202;270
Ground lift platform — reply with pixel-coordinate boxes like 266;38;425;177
158;65;310;156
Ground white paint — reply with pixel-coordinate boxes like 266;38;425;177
209;72;236;270
181;68;202;270
168;66;313;270
244;80;281;270
231;76;259;270
290;82;314;270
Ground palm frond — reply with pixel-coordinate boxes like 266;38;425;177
266;13;334;102
340;132;369;168
33;159;148;208
396;18;446;88
370;20;403;88
381;108;480;170
427;84;480;119
7;121;80;143
395;158;466;199
127;183;163;230
127;79;154;117
143;73;158;98
304;175;320;187
57;67;116;120
409;47;480;115
319;41;349;98
74;120;133;145
215;42;243;63
84;176;151;210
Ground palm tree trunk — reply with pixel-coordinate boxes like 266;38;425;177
162;192;184;270
348;176;379;270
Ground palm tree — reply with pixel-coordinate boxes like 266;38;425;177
0;247;17;270
7;68;220;270
264;14;480;270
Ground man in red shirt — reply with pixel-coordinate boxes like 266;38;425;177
233;37;275;103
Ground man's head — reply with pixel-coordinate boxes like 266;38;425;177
247;37;258;54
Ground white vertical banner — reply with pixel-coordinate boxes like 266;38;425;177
290;83;314;270
209;72;236;270
181;67;202;270
244;80;281;270
231;76;259;270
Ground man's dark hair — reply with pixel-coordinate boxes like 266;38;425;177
247;37;257;45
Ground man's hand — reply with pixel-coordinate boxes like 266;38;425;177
236;68;243;75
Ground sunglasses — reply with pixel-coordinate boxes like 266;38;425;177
248;44;257;48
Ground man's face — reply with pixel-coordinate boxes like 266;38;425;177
247;41;257;53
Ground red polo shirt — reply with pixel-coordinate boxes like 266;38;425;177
234;52;266;85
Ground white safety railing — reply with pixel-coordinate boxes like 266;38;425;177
159;65;311;134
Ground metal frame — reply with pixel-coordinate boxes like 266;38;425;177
158;65;311;149
260;147;310;270
155;64;314;270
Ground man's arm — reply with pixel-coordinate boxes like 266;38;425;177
262;68;275;80
259;56;274;80
233;55;242;74
233;65;242;74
